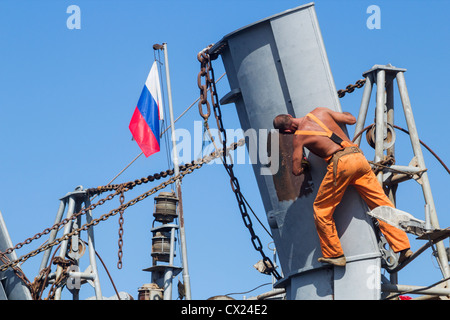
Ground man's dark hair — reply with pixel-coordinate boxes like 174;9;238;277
273;114;292;131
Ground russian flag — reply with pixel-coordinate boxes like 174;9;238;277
129;61;164;157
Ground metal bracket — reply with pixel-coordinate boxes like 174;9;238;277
377;231;399;272
220;88;242;105
368;206;430;237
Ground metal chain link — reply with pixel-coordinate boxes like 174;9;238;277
45;257;76;300
337;78;366;98
0;251;32;288
0;164;194;261
198;47;282;281
117;188;126;269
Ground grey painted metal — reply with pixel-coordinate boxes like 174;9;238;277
162;226;176;300
381;283;450;297
211;3;382;299
0;211;32;300
0;280;7;300
51;187;103;300
375;69;386;185
388;165;423;174
425;204;432;231
162;43;191;300
355;64;450;287
395;72;450;282
68;271;95;281
84;196;103;300
146;223;181;299
386;75;395;159
353;73;374;146
39;199;66;272
368;206;428;236
54;191;76;300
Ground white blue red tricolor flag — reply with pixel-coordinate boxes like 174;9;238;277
129;61;164;157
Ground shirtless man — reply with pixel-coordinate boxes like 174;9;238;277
273;107;412;266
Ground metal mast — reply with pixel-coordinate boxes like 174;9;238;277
160;43;192;300
354;64;450;288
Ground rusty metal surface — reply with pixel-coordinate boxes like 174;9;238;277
270;133;313;202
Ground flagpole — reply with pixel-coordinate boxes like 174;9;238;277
161;42;192;300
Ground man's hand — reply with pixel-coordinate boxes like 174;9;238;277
301;157;311;171
293;157;310;176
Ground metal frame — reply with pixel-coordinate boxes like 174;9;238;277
143;223;182;300
354;64;450;297
0;211;32;300
39;186;103;300
160;42;191;300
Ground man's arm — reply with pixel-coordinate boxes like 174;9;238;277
328;109;356;125
292;139;305;176
314;107;356;125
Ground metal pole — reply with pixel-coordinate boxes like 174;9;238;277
54;195;76;300
163;227;176;300
84;196;103;300
382;283;450;297
354;73;373;146
39;199;67;272
162;42;192;300
386;77;395;159
396;71;450;282
375;70;386;185
385;76;397;205
386;77;398;287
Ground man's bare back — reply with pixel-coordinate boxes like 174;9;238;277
273;107;356;175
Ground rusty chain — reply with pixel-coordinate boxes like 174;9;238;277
337;78;366;98
0;166;187;263
0;251;32;289
0;138;245;275
198;46;212;121
45;257;76;300
0;188;124;260
198;46;282;281
30;266;51;300
117;188;125;269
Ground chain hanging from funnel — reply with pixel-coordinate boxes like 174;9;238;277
197;45;282;281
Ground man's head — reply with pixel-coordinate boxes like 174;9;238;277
273;114;295;133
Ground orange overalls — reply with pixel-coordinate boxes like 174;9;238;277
296;113;410;258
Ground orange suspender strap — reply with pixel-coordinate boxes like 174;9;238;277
295;113;344;146
294;130;329;136
304;113;333;135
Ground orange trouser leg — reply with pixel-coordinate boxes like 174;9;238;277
313;161;352;258
351;157;410;253
313;153;410;258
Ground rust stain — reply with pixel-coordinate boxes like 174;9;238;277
268;132;314;201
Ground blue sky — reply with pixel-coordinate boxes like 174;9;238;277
0;0;449;300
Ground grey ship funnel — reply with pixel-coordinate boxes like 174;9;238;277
210;3;382;299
